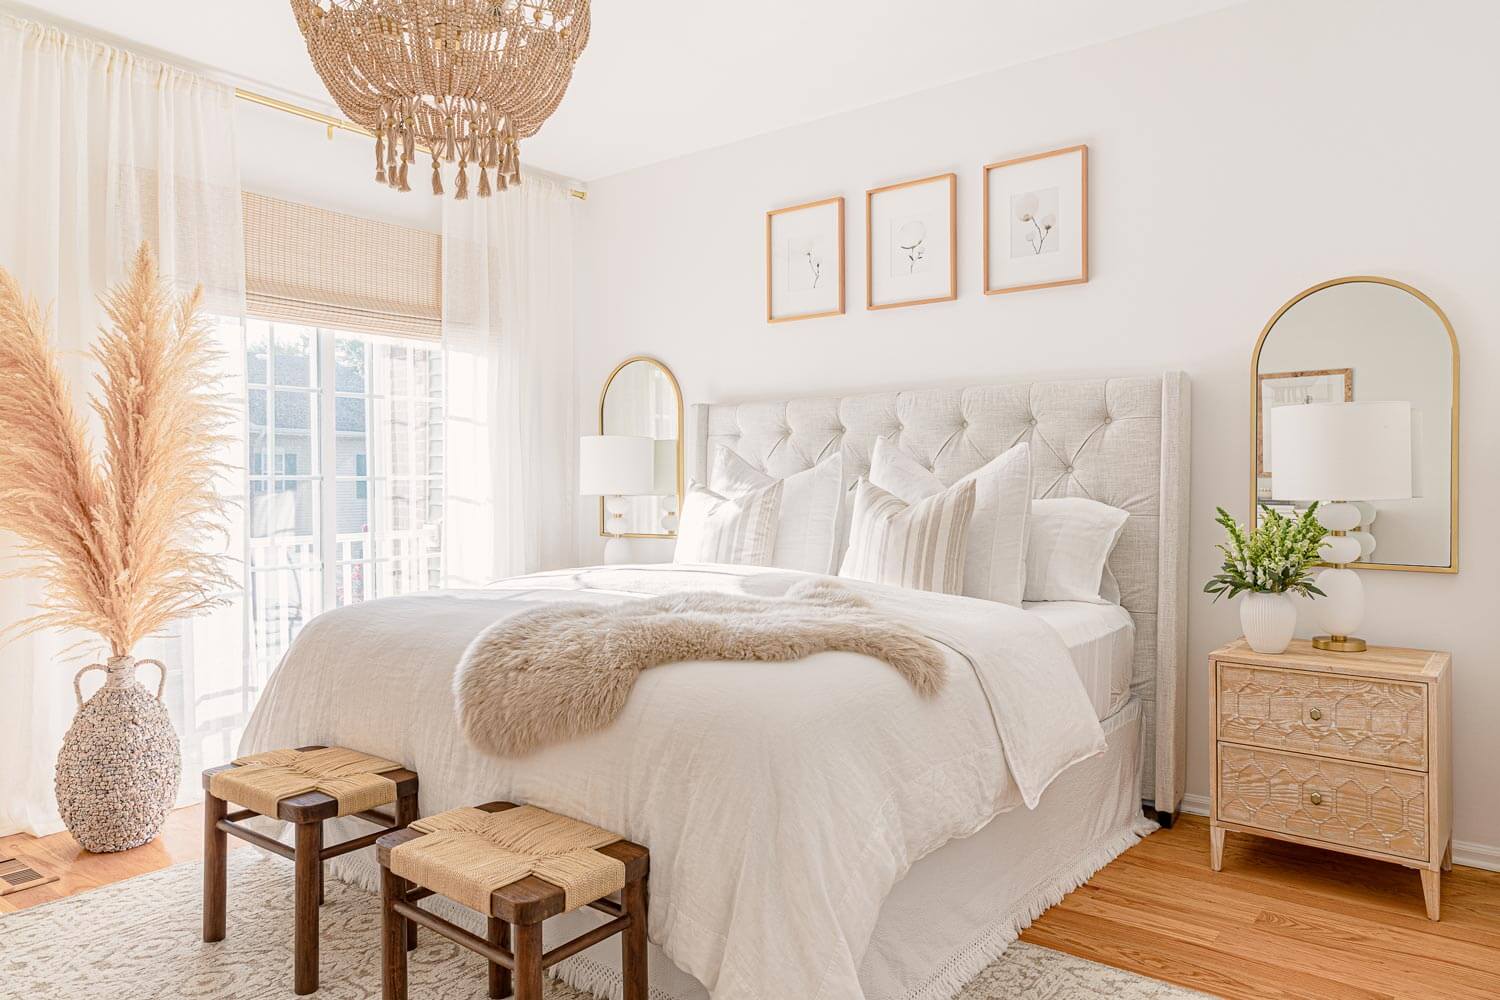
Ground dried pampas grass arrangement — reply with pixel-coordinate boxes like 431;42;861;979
0;243;234;657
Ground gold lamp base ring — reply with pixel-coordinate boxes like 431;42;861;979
1312;634;1368;653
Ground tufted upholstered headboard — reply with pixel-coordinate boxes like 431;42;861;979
689;372;1191;819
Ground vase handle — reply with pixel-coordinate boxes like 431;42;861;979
135;658;169;702
72;663;107;706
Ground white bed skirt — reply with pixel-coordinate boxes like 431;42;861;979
551;698;1151;1000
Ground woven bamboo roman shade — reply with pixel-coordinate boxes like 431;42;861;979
243;191;442;341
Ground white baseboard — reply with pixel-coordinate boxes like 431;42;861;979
1176;793;1500;872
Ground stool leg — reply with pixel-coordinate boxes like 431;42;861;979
487;916;510;999
294;820;322;995
623;877;649;1000
202;791;227;943
380;865;409;1000
396;792;419;951
316;853;326;907
513;921;542;1000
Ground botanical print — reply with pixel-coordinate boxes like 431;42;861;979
890;216;932;276
1010;187;1060;258
787;235;826;291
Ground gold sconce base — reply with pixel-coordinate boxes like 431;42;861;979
1312;634;1368;653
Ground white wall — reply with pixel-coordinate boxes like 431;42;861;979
237;101;441;234
575;0;1499;855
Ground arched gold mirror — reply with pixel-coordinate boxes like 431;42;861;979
598;356;684;539
1251;276;1458;572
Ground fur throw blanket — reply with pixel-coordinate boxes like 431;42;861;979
456;578;946;757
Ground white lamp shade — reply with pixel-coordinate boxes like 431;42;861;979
651;439;678;496
1271;401;1413;502
579;435;655;496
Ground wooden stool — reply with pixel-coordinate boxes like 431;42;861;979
377;801;648;1000
202;745;419;995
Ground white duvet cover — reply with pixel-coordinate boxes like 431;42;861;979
240;564;1105;1000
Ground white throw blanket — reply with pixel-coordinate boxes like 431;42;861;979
239;564;1105;1000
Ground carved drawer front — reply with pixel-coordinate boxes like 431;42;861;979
1217;663;1427;769
1217;744;1428;861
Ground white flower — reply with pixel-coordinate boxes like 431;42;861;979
1015;192;1040;222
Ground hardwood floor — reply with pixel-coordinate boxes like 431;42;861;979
0;805;246;914
1021;815;1500;1000
3;808;1497;998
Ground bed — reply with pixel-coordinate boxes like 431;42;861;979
238;372;1190;1000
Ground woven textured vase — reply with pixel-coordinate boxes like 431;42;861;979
55;655;181;853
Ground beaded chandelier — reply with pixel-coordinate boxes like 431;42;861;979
290;0;590;198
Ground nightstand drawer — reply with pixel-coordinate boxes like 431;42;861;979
1217;743;1428;861
1217;662;1428;769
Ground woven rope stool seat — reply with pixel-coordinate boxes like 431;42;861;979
377;801;649;1000
202;745;420;995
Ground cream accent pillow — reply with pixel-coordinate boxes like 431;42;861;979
1024;497;1129;603
869;438;1032;607
838;478;977;595
711;447;843;574
673;480;784;566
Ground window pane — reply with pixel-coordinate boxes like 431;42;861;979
334;335;367;393
246;320;269;385
249;567;321;668
272;390;318;475
248;389;269;475
249;478;319;555
273;323;317;388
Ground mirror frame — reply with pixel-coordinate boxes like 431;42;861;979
1249;275;1459;573
597;355;685;540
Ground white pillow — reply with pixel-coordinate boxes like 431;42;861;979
673;480;783;566
1024;497;1129;603
839;478;976;595
869;438;1032;607
711;447;843;574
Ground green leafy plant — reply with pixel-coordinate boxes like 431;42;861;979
1204;504;1328;601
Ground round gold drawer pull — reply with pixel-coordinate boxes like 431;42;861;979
1309;791;1323;806
1309;707;1323;721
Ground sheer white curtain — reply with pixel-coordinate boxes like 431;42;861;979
442;172;579;585
0;16;245;836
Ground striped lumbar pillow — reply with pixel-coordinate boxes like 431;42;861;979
838;478;977;594
672;480;784;566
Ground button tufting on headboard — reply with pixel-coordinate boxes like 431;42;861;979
691;373;1192;819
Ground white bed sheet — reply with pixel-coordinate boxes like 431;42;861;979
1023;601;1137;720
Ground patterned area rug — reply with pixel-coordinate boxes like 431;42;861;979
1;852;1205;999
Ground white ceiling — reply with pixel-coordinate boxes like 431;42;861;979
18;1;1241;181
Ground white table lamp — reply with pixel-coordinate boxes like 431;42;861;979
1271;401;1413;652
580;435;655;562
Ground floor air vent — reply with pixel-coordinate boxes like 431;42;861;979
0;856;58;896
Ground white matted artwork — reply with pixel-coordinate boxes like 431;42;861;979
866;172;956;310
984;144;1088;295
766;196;845;322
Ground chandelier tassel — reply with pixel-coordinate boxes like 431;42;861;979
443;120;457;162
374;129;386;185
431;155;443;196
455;158;469;201
402;121;414;163
397;158;411;192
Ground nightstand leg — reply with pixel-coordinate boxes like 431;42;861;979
1420;868;1441;921
1210;825;1225;872
1441;842;1453;873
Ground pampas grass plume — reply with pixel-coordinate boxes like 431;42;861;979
0;243;233;657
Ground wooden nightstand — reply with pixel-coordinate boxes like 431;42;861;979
1209;638;1452;919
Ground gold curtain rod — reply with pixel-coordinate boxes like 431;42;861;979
234;87;588;201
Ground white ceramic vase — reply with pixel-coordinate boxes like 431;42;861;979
1239;592;1297;654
